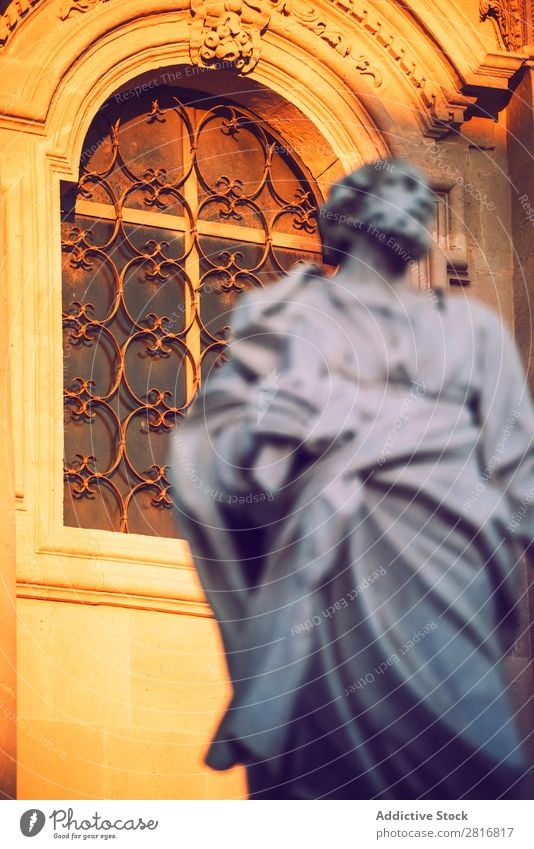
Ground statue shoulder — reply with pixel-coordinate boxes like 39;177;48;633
223;263;325;381
427;287;506;333
232;263;324;332
447;292;508;335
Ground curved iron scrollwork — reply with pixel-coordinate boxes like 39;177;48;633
62;86;321;536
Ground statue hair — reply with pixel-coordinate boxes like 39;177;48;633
317;158;429;266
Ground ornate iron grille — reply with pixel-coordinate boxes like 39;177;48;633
61;87;322;536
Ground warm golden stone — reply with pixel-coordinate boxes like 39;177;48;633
0;0;532;799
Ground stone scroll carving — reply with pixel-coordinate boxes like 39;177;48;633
480;1;529;51
188;0;382;81
60;0;112;20
272;0;382;85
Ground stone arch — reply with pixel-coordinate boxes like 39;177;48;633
1;0;504;159
1;1;521;134
40;24;392;185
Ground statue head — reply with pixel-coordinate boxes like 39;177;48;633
318;158;435;270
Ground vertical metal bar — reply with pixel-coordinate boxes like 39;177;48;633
182;109;200;405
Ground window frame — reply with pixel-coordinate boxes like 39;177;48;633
60;87;324;540
8;79;337;614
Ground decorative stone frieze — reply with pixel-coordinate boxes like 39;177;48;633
0;0;526;137
480;0;531;51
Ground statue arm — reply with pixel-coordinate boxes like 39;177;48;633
477;309;534;544
206;284;332;501
189;267;357;507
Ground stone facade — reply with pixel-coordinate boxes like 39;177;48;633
0;0;532;798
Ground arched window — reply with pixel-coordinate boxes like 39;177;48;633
61;85;323;538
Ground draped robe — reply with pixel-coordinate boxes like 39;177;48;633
169;264;534;799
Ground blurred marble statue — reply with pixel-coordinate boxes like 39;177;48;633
170;158;534;799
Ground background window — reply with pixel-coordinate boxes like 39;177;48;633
61;87;322;537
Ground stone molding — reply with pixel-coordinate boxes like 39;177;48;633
0;0;42;46
480;0;533;52
54;0;471;129
17;581;211;616
269;1;383;86
0;0;526;136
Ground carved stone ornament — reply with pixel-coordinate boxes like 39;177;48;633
60;0;112;20
0;0;42;46
189;0;272;73
272;0;382;86
479;0;527;51
55;0;383;84
0;0;484;136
